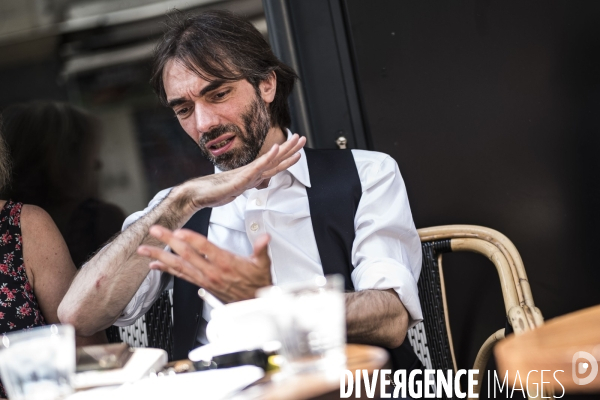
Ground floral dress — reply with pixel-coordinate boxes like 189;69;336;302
0;201;46;397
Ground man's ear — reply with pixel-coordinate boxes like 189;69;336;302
258;71;277;104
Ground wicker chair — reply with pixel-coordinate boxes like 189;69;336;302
407;225;546;399
106;290;175;361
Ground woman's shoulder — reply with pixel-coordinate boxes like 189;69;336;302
20;204;56;229
19;204;64;250
18;203;75;282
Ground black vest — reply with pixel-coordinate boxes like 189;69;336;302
173;148;422;373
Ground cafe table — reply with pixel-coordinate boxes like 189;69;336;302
494;304;600;395
71;344;389;400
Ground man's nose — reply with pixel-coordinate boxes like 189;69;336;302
194;107;219;134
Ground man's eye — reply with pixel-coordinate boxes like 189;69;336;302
175;107;189;116
214;90;229;100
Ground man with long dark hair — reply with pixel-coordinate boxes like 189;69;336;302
60;11;423;373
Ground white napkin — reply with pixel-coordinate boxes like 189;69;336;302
67;366;264;400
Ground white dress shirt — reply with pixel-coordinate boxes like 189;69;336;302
115;134;423;333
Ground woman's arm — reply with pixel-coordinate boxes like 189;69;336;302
21;204;107;346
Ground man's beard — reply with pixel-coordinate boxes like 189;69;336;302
197;94;271;171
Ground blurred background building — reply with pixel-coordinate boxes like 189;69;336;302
0;0;264;215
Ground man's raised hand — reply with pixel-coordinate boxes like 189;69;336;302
176;134;306;213
137;226;272;304
133;134;303;302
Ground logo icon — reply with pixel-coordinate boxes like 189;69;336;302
572;351;598;385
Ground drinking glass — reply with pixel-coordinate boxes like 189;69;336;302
258;275;346;377
0;324;76;400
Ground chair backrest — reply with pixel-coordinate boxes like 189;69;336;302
106;290;175;361
407;225;546;400
407;239;456;373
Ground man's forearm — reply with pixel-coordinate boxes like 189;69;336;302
58;187;195;336
345;289;408;349
58;138;304;336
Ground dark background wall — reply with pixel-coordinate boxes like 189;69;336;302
268;1;600;396
343;0;600;360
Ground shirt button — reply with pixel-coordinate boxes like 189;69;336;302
255;199;262;206
250;223;259;232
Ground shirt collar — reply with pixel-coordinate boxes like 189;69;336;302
284;129;311;188
213;129;311;188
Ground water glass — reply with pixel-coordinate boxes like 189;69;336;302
0;324;76;400
258;275;346;376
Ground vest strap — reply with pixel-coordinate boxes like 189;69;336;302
304;148;362;291
172;207;212;361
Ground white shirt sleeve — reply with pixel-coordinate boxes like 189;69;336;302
350;150;423;328
113;188;174;327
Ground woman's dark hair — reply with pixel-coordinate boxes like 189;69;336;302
0;118;11;193
150;10;298;129
0;101;100;208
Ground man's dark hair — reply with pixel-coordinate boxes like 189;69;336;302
151;10;298;130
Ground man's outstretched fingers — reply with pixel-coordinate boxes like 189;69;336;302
149;256;203;284
240;145;279;185
254;143;280;171
146;225;214;269
279;133;302;157
269;135;299;167
138;245;187;275
173;229;221;261
148;225;173;242
149;260;166;270
262;136;305;178
278;134;303;160
263;152;301;179
149;226;215;273
148;259;179;276
141;244;205;284
280;134;304;157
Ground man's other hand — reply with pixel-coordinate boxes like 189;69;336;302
137;226;272;303
175;134;305;213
